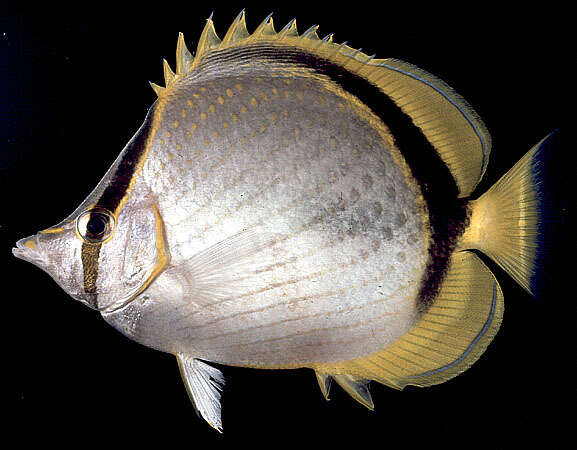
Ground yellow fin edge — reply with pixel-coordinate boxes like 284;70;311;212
150;12;490;197
312;251;504;390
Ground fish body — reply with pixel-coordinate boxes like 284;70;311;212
13;12;562;431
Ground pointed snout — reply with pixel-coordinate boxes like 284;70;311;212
12;234;45;266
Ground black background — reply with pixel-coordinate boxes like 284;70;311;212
2;1;574;447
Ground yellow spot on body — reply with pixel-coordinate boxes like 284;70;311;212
193;93;200;98
181;109;186;118
200;87;206;92
251;97;258;107
187;99;194;107
209;104;215;113
173;120;179;128
269;113;277;123
204;139;210;146
191;123;197;130
166;131;171;138
260;92;268;101
176;144;182;150
241;137;247;145
213;131;219;138
168;153;174;159
260;123;266;132
195;149;201;155
284;91;291;99
296;91;304;100
201;113;207;120
223;121;229;129
271;88;278;97
319;96;326;106
160;139;165;146
24;240;35;250
186;131;192;138
235;83;243;91
241;106;248;114
226;88;234;97
169;177;174;183
201;172;207;179
161;163;166;169
338;102;345;111
217;96;224;104
232;113;238;122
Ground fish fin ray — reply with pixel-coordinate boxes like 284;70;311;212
176;354;225;432
163;229;281;307
459;130;565;298
366;58;491;196
332;374;374;410
314;370;332;401
150;12;489;193
314;251;504;389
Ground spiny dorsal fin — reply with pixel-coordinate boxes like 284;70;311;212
162;59;175;86
195;16;222;62
176;32;194;75
250;12;276;38
221;9;250;45
149;11;491;196
278;18;298;38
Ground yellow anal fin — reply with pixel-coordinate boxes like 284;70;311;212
314;251;503;389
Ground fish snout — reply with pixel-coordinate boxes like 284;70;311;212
12;235;45;266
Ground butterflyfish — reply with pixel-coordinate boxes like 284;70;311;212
13;11;563;432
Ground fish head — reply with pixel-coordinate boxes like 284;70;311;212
13;201;168;313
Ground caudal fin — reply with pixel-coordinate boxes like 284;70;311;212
459;130;567;298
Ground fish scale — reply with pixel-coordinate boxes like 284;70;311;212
12;11;562;432
127;68;429;365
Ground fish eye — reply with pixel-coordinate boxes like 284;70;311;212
76;208;116;243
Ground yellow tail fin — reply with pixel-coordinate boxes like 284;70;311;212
459;130;564;297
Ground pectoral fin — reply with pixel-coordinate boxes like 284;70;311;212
163;228;281;307
176;354;225;432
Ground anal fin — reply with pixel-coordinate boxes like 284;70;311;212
332;374;374;410
313;251;504;390
176;354;225;432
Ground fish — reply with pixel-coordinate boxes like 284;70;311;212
12;11;563;432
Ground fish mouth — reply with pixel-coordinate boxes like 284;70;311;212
12;235;46;266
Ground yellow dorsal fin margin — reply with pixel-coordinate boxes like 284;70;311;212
150;12;491;196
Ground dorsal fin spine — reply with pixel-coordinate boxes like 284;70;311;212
149;13;490;195
176;32;194;75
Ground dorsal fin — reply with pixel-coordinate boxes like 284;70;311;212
150;11;491;196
